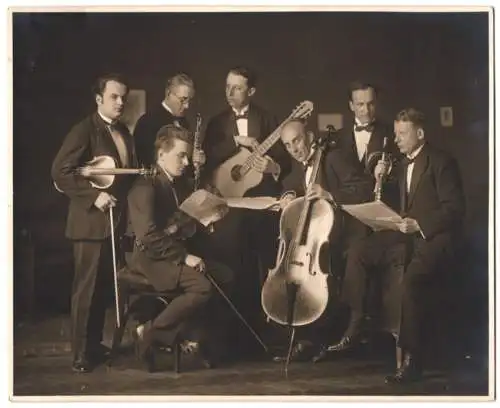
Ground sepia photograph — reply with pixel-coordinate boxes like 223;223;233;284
9;4;494;401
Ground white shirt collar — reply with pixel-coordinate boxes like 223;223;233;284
162;101;175;116
232;105;249;116
98;111;115;126
353;118;373;130
159;163;175;183
408;143;425;160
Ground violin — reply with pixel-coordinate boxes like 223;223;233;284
261;132;337;366
53;155;157;193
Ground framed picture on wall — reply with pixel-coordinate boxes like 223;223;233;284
122;89;146;133
440;106;453;127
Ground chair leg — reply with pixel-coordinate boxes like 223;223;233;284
174;341;181;373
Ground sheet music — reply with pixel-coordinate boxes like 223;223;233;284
179;190;281;226
341;201;403;232
226;196;281;211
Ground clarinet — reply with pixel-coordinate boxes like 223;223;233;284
193;113;202;190
374;137;388;202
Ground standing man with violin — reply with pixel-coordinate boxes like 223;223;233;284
200;66;291;355
134;73;198;167
51;73;136;373
318;109;465;383
271;119;375;361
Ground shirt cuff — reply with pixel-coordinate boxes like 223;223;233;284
417;222;426;239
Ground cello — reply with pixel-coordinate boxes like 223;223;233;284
261;131;337;370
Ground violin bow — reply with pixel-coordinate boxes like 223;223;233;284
109;206;121;328
204;272;268;353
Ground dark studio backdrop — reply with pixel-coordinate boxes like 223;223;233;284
12;11;490;357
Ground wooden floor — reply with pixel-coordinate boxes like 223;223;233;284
13;347;489;398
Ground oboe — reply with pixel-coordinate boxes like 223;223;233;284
193;113;202;190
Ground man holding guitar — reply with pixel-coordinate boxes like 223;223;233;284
200;66;291;356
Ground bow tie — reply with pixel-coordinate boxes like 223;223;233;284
354;123;374;132
234;112;248;120
401;156;416;166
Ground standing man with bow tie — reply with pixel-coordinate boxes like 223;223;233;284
199;66;291;357
51;73;137;373
335;81;401;242
134;73;205;169
316;108;465;384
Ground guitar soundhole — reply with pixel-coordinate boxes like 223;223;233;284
231;165;242;182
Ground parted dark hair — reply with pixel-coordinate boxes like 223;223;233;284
155;123;193;153
228;66;257;88
92;73;129;97
348;81;378;101
395;108;426;129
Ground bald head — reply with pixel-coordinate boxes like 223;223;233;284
280;120;312;163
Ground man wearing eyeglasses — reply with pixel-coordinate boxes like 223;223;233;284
134;73;204;168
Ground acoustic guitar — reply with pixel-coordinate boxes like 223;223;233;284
211;100;314;198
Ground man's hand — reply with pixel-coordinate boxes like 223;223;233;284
374;159;391;182
213;204;229;223
235;135;259;150
278;191;297;211
397;217;421;234
192;148;206;168
306;184;333;202
251;155;280;175
185;254;205;273
94;192;117;212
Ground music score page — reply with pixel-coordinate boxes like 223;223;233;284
342;201;403;232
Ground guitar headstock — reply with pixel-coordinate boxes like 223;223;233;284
289;100;314;121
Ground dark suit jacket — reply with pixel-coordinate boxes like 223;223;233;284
127;168;200;291
400;143;465;244
202;103;291;196
51;112;136;240
335;120;401;208
134;105;190;167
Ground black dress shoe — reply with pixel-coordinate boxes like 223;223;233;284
88;343;111;364
312;345;329;363
327;335;359;352
385;352;422;384
273;341;315;363
181;340;214;369
72;356;93;373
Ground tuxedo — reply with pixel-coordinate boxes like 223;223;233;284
282;145;375;250
127;167;233;346
276;144;376;347
199;103;291;351
336;120;401;206
202;102;291;196
51;112;137;362
340;142;465;357
134;105;190;167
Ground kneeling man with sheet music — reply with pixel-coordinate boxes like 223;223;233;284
315;108;465;384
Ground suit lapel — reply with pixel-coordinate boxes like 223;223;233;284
407;145;429;208
225;110;238;146
248;104;260;141
157;167;179;208
93;114;122;166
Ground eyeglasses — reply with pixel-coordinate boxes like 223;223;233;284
172;93;192;106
